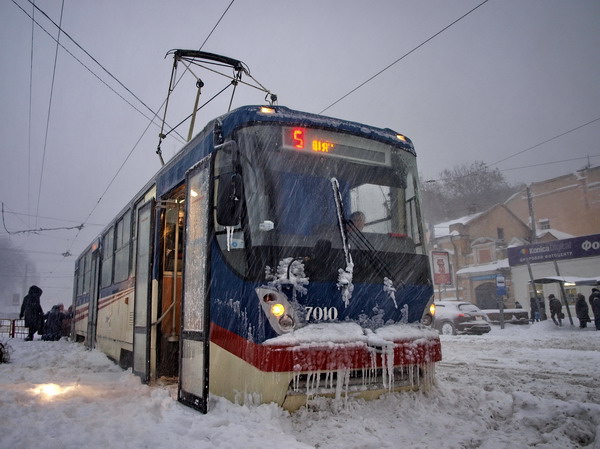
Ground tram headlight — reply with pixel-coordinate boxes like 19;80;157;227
279;314;295;331
430;303;436;316
259;106;276;114
270;303;285;317
255;287;299;334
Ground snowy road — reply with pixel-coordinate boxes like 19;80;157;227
1;321;599;449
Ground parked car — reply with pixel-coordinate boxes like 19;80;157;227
433;300;491;335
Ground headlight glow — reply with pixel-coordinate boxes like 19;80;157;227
271;303;285;317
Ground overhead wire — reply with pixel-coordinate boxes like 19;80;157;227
34;0;65;228
424;154;600;184
499;155;600;173
2;210;104;227
58;0;237;263
198;0;236;51
27;0;35;229
11;0;186;143
424;115;600;183
22;0;185;141
489;116;600;166
318;0;491;114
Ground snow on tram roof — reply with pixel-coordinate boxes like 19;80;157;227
218;105;416;154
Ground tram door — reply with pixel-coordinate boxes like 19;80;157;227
133;200;155;382
85;248;100;350
178;160;210;413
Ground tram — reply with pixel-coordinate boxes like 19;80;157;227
72;53;441;413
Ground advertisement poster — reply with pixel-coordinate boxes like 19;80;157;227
431;251;451;285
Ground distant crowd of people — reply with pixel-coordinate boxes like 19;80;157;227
19;285;73;341
528;287;600;330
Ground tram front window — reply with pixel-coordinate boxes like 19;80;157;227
216;125;426;283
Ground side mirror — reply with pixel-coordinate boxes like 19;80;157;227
216;171;243;226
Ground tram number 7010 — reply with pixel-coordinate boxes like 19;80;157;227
305;306;338;322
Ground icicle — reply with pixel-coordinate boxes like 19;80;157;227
386;346;395;390
225;225;234;251
400;304;409;324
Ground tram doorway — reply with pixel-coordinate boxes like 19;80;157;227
156;185;186;380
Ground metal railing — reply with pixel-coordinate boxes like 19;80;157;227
0;318;28;339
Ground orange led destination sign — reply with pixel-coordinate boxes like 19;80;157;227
282;127;389;165
290;128;334;153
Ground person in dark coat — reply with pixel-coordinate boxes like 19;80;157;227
548;294;562;327
19;285;44;341
590;288;600;331
43;304;68;341
529;297;540;323
590;288;599;311
575;293;591;329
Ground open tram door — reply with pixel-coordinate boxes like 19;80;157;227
178;158;211;413
133;200;155;382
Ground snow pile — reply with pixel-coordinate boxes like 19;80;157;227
1;321;599;449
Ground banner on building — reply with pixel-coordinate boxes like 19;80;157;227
431;251;451;285
507;233;600;266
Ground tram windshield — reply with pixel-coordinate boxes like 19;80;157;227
215;125;427;282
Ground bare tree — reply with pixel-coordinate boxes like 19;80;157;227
421;161;522;225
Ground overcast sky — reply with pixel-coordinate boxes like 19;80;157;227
1;0;599;307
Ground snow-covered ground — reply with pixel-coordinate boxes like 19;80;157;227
1;321;599;449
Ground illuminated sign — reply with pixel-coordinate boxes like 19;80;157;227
282;127;389;165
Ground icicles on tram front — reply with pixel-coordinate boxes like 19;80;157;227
281;329;439;409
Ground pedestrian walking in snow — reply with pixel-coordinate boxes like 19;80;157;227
529;297;540;323
575;293;591;329
19;285;44;341
589;288;599;311
42;304;68;341
549;294;562;327
590;288;600;331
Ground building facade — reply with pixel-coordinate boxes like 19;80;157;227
504;166;600;238
429;165;600;310
431;204;530;308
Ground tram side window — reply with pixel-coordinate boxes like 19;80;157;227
83;250;92;293
130;199;144;277
101;228;114;288
114;210;132;283
76;259;83;296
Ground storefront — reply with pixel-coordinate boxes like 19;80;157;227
508;233;600;312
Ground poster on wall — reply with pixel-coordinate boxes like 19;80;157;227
431;251;451;285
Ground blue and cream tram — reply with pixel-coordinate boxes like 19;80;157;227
73;103;441;413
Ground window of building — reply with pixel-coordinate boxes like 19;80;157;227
497;227;505;241
539;218;550;230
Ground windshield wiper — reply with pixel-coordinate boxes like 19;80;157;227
345;217;397;282
330;178;352;268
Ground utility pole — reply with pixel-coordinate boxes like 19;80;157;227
526;186;537;243
22;263;28;296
